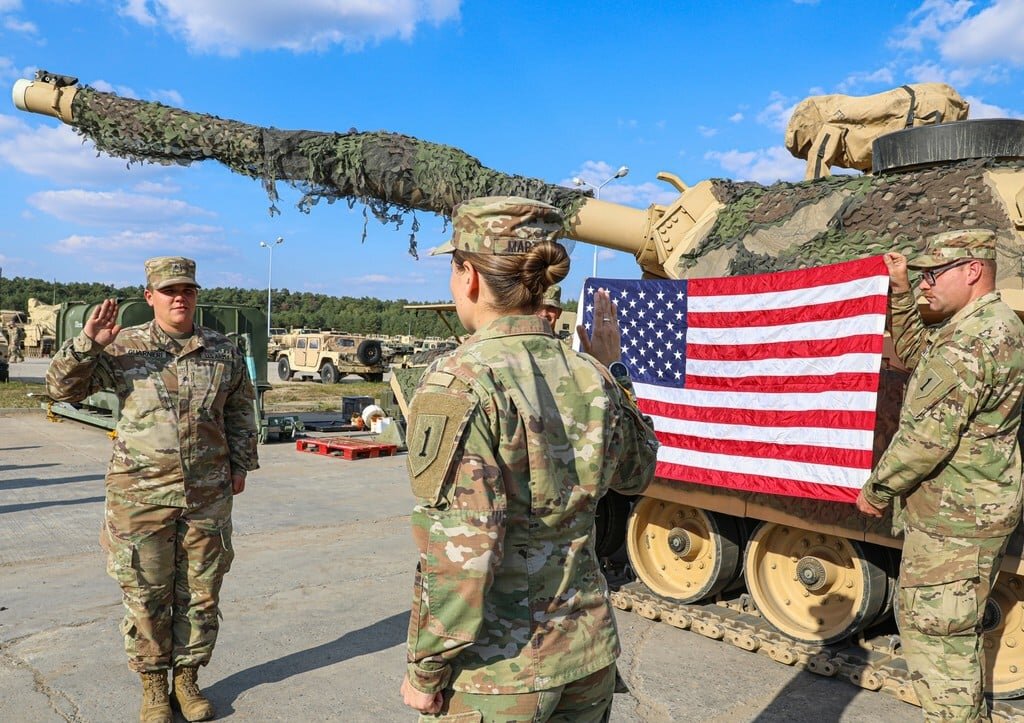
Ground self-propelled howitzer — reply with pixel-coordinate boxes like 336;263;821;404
14;71;1024;707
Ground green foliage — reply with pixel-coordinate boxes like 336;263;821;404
0;275;464;339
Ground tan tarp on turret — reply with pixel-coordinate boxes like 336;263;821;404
785;83;969;180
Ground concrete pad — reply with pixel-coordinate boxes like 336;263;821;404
0;411;918;722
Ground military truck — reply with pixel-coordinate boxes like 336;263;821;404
24;298;58;356
276;332;385;383
14;72;1024;711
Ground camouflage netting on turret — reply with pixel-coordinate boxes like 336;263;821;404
677;159;1024;282
70;87;589;257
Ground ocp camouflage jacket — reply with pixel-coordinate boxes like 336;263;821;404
404;315;659;695
46;322;259;508
862;290;1024;538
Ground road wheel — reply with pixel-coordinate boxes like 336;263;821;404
626;497;745;603
277;356;292;381
744;522;888;644
984;573;1024;699
320;362;339;384
357;340;382;366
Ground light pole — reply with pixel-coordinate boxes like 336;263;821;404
259;236;284;337
573;165;629;276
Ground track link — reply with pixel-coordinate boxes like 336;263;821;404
610;581;1024;721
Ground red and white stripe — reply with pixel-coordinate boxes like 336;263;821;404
636;256;890;503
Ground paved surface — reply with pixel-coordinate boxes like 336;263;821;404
0;408;918;722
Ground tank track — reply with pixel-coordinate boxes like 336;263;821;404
610;580;1024;721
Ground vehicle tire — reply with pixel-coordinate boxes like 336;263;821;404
320;362;339;384
872;119;1024;173
362;372;384;383
595;491;631;558
356;340;383;366
277;356;292;381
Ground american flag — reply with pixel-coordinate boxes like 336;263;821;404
578;256;890;504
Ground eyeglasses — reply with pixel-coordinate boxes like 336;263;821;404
921;259;972;286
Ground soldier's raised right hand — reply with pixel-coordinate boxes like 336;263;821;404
84;298;122;347
884;252;911;294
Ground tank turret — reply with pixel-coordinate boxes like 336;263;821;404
14;70;1024;708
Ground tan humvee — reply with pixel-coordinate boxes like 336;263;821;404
276;332;385;383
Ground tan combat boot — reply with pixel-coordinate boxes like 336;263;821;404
171;666;215;721
139;671;172;723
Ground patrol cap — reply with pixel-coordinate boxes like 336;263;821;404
908;229;997;269
431;196;568;256
144;256;200;290
540;284;563;310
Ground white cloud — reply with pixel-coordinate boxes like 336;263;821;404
4;16;35;33
29;189;214;225
49;227;232;257
120;0;156;26
729;112;744;123
697;125;718;138
891;0;973;52
0;1;21;12
597;249;617;262
133;180;182;194
0;120;170;186
121;0;462;56
90;80;140;99
563;160;678;207
964;94;1024;119
617;118;639;129
0;56;34;84
835;67;895;93
940;0;1024;65
756;91;797;133
151;88;184;106
704;147;807;185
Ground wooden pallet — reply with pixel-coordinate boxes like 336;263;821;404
295;436;398;460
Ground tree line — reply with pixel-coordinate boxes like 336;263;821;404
0;275;575;339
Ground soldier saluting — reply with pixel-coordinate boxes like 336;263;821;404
856;230;1024;721
46;257;259;723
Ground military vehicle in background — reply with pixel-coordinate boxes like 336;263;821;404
24;298;58;356
14;72;1024;711
276;331;385;383
1;299;59;357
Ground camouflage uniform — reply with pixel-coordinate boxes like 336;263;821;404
9;323;24;362
46;258;259;673
406;197;659;722
861;230;1024;722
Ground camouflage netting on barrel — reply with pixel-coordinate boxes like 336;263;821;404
676;159;1024;281
70;87;589;257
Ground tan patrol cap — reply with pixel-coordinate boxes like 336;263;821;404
541;284;562;310
908;229;997;269
431;196;566;256
144;256;200;290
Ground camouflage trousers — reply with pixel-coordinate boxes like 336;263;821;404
103;491;234;673
9;344;23;363
420;664;615;723
897;527;1008;722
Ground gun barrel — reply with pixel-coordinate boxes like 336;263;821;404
12;78;77;123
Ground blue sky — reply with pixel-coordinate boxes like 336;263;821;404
0;0;1022;303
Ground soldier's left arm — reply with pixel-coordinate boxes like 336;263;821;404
404;377;505;696
861;338;985;508
223;348;260;477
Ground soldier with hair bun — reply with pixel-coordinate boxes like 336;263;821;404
399;196;659;722
856;230;1024;722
